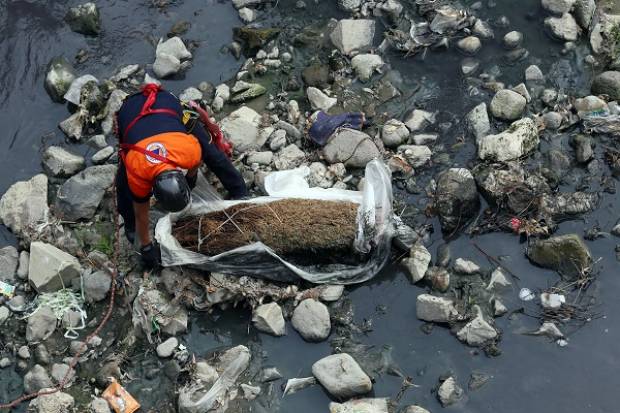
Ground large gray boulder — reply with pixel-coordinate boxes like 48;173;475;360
381;119;409;147
466;102;490;140
42;146;85;178
54;165;116;221
44;57;76;102
541;0;575;14
477;118;539;162
490;89;527;121
291;299;331;342
527;234;591;279
252;302;286;336
351;54;384;82
23;365;54;393
573;0;595;29
323;128;380;168
26;306;57;342
545;13;580;41
29;389;75;412
28;242;82;293
330;398;389;413
307;87;337;111
434;168;480;234
330;19;376;56
220;106;265;153
0;174;49;238
416;294;458;323
153;37;192;78
312;353;372;399
83;270;111;303
65;2;101;35
591;71;620;101
0;246;18;281
402;243;431;283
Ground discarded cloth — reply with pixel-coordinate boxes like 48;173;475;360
308;111;365;146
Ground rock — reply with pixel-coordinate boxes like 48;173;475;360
456;305;498;346
42;146;85;178
527;234;591;279
486;267;511;290
454;258;480;274
403;406;431;413
525;65;544;82
273;144;305;170
179;87;203;102
18;346;30;359
0;246;18;281
319;285;345;302
65;2;100;35
434;168;480;234
44;57;76;102
292;299;331;342
28;242;82;293
323;128;380;168
153;53;181;78
428;266;450;292
89;134;108;149
276;120;302;140
101;89;128;135
330;19;376;56
83;270;111;303
533;321;564;339
404;110;435;132
0;174;49;238
269;130;287;151
438;377;464;407
157;36;192;61
238;7;257;23
398;145;432;168
58;112;84;140
541;88;558;106
543;112;563;130
220;106;264;153
461;58;480;75
472;19;494;39
413;134;438;145
7;295;26;313
503;31;523;49
29;389;74;412
230;82;266;103
0;306;9;325
591;71;620;101
573;135;593;163
457;36;482;54
54;164;116;221
574;95;608;118
91;146;114;164
351;54;384;82
490;89;527;121
338;0;362;11
307;87;337;112
241;383;261;400
493;299;508;316
381;119;409;147
51;363;75;385
132;287;188;337
402;243;432;283
26;306;57;343
512;83;531;102
477;118;539;162
89;397;112;413
0;358;11;369
246;151;274;166
35;344;50;365
416;294;458;323
466;102;490;140
24;365;53;393
17;250;29;280
573;0;595;29
330;398;389;413
312;353;372;399
252;302;286;336
195;361;219;385
232;0;267;8
541;0;576;15
157;337;178;358
545;13;580;41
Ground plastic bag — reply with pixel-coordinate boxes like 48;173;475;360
155;160;393;284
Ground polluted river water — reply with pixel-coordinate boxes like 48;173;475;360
1;0;620;412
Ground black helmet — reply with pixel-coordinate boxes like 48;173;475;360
153;170;191;212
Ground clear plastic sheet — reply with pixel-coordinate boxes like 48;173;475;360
155;160;393;284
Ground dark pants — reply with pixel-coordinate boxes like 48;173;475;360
116;123;249;237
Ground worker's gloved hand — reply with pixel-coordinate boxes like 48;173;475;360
140;242;161;269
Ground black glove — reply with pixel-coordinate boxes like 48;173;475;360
186;173;198;190
140;242;161;269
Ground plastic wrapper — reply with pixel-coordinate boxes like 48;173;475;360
156;160;393;284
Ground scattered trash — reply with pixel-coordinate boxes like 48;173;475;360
540;292;566;309
557;338;569;347
0;281;15;298
23;289;87;339
307;111;365;146
102;381;141;413
519;288;535;301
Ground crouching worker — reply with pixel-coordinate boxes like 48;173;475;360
115;83;248;268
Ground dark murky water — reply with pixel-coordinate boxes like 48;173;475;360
1;0;619;412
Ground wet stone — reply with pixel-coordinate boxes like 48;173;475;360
503;31;523;49
457;36;482;55
312;353;372;399
403;406;431;413
525;65;544;82
0;358;11;369
26;306;57;343
0;246;18;281
486;267;511;291
527;234;591;279
456;305;498;346
89;397;112;413
545;13;580;41
542;0;576;15
438;376;464;407
461;58;480;75
467;102;490;140
428;266;450;292
0;306;9;325
435;168;480;234
469;371;492;390
543;111;563;130
490;89;527;120
23;365;53;393
319;285;345;302
477;118;539;162
157;337;178;358
416;294;458;323
454;258;480;274
591;71;620;101
402;243;432;283
330;398;389;413
381;119;409;148
291;299;331;342
330;19;375;56
252;302;286;336
65;2;101;35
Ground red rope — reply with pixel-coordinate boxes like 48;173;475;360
0;187;121;411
